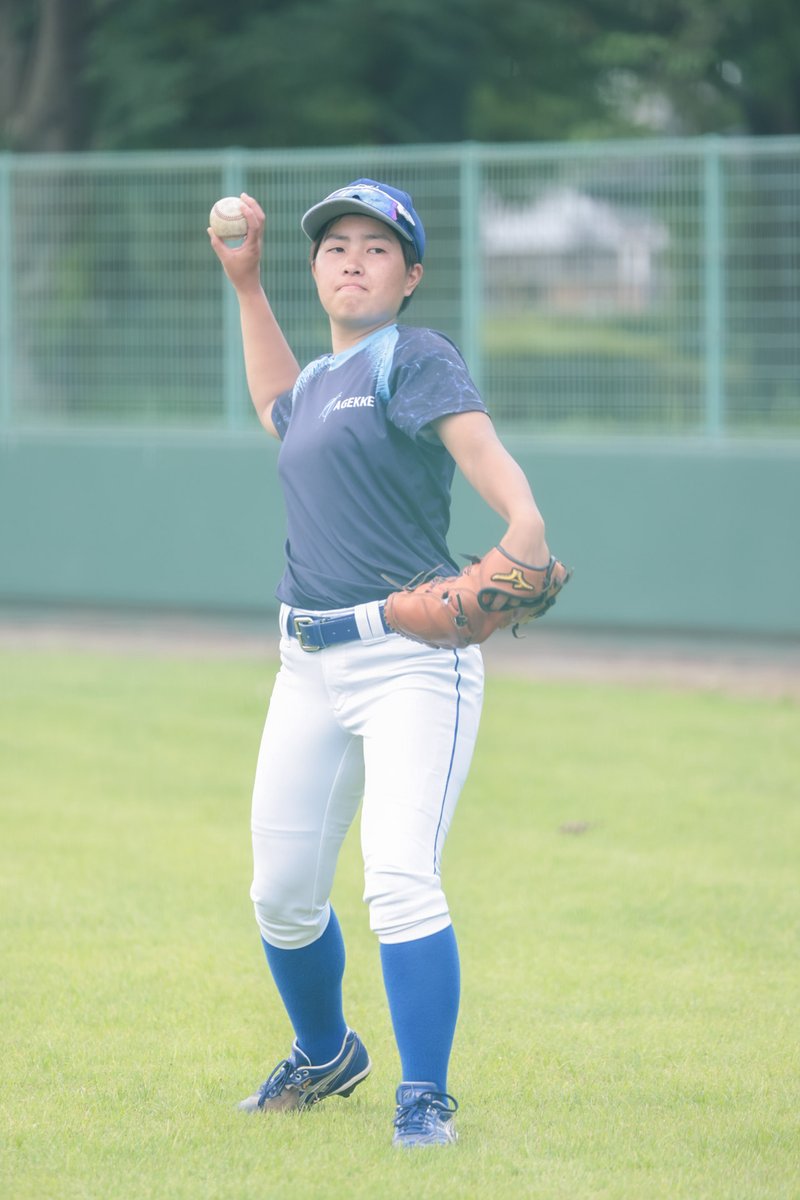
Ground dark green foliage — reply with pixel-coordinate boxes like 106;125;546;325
2;0;799;153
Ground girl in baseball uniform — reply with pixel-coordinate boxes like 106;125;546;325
208;180;554;1147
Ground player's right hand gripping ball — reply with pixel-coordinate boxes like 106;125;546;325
384;545;572;650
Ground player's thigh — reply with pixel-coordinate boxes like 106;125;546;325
359;642;483;875
251;641;364;899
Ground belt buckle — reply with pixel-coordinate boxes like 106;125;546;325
293;615;321;652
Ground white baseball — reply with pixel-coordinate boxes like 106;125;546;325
209;196;248;240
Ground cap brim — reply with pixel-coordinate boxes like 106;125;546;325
301;198;415;246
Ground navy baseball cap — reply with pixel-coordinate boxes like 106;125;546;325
301;178;425;262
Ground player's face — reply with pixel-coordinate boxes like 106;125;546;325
311;215;422;346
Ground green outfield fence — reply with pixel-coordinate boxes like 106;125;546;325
1;137;799;438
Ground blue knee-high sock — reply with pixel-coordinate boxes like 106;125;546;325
261;907;348;1065
380;925;460;1094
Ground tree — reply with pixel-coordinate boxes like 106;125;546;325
1;0;798;154
0;0;89;150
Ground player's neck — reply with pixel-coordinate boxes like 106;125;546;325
329;316;398;356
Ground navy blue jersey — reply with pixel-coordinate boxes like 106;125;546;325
272;324;488;609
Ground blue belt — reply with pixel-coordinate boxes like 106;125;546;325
287;604;390;652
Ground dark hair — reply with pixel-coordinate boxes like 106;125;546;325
310;217;419;313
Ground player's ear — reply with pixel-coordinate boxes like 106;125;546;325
404;262;423;297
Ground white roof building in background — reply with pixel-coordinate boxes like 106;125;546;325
482;187;670;315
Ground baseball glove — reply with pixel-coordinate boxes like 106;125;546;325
384;544;572;649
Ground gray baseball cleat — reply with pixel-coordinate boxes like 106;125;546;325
238;1029;371;1113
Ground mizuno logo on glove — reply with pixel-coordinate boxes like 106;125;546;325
489;568;536;592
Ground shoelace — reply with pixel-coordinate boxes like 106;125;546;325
393;1090;458;1132
258;1058;303;1104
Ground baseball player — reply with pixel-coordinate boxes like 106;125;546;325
207;180;569;1147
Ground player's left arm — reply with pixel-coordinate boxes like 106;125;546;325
433;411;551;567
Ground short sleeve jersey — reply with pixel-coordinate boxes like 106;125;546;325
272;323;488;609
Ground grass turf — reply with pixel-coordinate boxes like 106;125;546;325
1;648;798;1200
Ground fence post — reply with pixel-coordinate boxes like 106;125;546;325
221;149;246;430
703;139;725;437
0;154;11;431
459;142;483;394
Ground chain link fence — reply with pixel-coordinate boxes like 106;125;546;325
1;138;798;437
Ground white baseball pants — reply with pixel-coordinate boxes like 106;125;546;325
250;605;484;949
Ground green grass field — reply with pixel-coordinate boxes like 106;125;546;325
1;648;798;1200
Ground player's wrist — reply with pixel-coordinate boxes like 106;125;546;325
234;278;268;304
500;516;549;568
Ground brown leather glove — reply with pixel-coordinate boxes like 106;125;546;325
384;544;572;649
